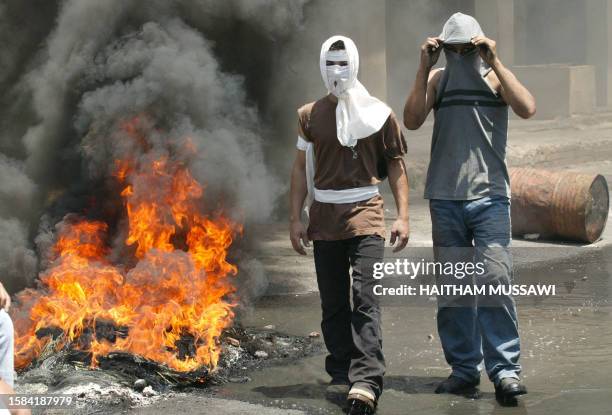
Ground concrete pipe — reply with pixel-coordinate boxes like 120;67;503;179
509;167;609;243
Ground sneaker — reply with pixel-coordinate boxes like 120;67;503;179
434;375;480;395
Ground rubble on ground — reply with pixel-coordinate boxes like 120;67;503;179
15;325;322;414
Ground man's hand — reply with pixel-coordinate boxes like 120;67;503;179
420;37;443;69
290;220;310;255
471;35;498;66
0;283;10;312
389;218;409;253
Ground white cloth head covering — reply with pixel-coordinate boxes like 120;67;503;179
319;35;391;148
439;12;483;44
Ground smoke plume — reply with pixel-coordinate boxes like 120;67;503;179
0;0;307;292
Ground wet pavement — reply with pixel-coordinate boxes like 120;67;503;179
213;246;612;415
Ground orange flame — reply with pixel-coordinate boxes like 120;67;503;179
14;119;240;372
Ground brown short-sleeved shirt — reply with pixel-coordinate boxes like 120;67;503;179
298;95;407;241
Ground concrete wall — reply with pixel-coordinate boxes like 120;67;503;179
514;0;588;65
280;0;608;125
569;65;598;113
585;0;609;106
474;0;514;65
515;0;609;109
383;0;606;119
606;0;612;105
512;64;596;118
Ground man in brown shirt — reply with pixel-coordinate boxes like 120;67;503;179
289;36;409;414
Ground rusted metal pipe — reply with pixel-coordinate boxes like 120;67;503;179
509;167;609;243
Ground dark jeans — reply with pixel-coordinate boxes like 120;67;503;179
313;235;385;400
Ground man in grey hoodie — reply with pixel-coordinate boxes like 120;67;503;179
403;12;535;403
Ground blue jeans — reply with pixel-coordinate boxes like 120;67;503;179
429;195;521;385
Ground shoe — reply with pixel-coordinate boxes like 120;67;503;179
346;392;376;415
495;377;527;404
434;375;480;395
325;380;350;402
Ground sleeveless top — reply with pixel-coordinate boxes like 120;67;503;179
425;49;510;200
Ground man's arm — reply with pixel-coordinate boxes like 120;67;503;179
289;150;310;255
490;60;536;119
387;158;409;252
403;37;443;130
472;36;536;119
0;283;10;312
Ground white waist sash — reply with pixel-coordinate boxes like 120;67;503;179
297;135;378;207
314;185;379;204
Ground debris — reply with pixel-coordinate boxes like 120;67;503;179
15;325;323;413
263;325;276;330
523;233;540;241
95;352;209;386
582;276;588;281
308;331;320;338
226;337;240;347
133;379;147;392
228;376;251;383
427;334;434;341
142;386;157;397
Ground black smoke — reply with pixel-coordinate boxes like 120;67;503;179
0;0;308;293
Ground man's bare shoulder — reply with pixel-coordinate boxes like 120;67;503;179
429;68;444;86
484;69;502;93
